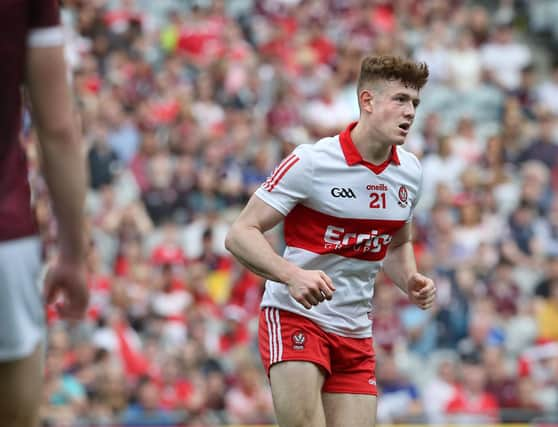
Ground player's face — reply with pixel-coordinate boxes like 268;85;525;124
368;80;420;145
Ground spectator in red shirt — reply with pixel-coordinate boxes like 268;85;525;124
218;306;250;354
445;353;500;423
156;356;193;411
151;222;186;267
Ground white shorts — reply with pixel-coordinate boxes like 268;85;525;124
0;236;45;361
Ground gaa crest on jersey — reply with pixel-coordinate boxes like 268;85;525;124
398;185;409;207
292;330;306;350
331;187;356;198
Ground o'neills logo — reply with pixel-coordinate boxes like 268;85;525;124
366;184;388;192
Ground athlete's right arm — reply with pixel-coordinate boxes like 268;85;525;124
25;42;89;318
25;44;86;262
225;195;335;309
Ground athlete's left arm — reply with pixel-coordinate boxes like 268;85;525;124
382;222;436;310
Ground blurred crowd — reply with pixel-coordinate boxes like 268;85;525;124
24;0;558;425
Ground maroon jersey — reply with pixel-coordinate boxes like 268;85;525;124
0;0;61;242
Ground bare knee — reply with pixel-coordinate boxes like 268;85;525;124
273;394;324;427
287;403;324;427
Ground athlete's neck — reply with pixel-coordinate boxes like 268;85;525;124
351;121;392;165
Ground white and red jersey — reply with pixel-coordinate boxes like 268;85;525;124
255;122;422;338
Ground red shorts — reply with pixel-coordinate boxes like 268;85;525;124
258;307;377;395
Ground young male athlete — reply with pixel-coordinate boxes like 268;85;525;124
225;55;437;427
0;1;88;426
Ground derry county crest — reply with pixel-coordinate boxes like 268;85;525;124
292;331;306;350
398;185;409;207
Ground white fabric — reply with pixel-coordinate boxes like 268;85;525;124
536;80;558;115
27;26;64;47
447;48;482;91
0;236;44;360
264;307;283;364
480;42;531;90
418;153;465;210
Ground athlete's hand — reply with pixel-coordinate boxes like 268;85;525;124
286;268;335;309
407;273;436;310
287;269;335;309
44;257;89;320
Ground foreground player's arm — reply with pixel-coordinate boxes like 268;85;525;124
25;42;89;318
25;44;87;261
382;222;435;309
225;195;335;309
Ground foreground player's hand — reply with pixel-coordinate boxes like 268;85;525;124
44;258;89;320
287;269;335;309
407;272;436;310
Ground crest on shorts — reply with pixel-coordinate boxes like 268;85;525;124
398;185;409;207
292;330;306;350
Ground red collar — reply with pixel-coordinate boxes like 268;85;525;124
339;121;400;175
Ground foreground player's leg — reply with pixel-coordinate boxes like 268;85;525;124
270;361;327;427
0;344;43;427
322;393;377;427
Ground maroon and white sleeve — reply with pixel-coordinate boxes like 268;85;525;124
27;0;63;47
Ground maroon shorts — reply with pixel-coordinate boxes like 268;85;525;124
258;307;377;395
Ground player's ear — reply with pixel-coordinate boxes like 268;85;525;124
359;89;374;114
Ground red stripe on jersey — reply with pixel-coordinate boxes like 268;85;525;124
268;157;299;191
263;155;300;192
262;154;296;190
284;204;405;261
